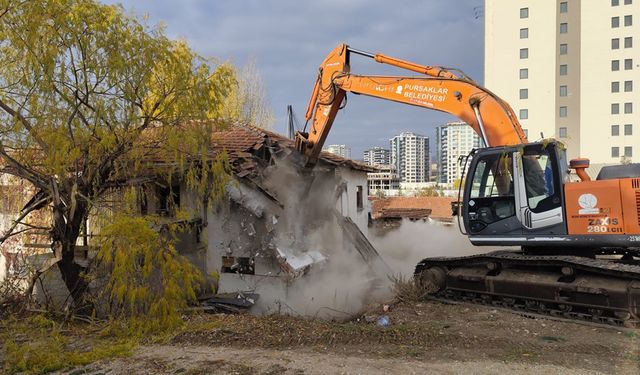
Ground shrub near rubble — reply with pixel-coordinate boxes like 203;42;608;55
90;212;204;335
0;211;206;373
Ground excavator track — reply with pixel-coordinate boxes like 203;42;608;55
414;250;640;327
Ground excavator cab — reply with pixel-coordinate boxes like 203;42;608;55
461;141;568;246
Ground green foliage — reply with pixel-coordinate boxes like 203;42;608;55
92;214;204;334
0;0;243;307
1;314;135;374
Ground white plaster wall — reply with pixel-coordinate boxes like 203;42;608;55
335;167;371;235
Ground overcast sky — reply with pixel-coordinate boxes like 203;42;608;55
103;0;484;159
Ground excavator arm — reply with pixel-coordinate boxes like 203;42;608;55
295;44;528;164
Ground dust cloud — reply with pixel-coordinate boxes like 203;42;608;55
248;155;390;319
244;155;486;320
370;220;484;277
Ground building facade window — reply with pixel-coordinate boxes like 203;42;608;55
612;16;620;28
625;37;633;48
560;85;568;96
559;106;568;117
520;7;529;18
625;102;633;113
560;1;569;13
625;80;633;92
519;109;528;119
625;0;632;4
520;28;528;39
520;88;528;99
560;2;568;12
520;48;529;59
612;38;620;49
625;59;633;70
612;81;620;92
625;15;633;26
612;147;620;157
560;23;568;33
559;127;567;138
625;146;633;157
612;124;620;136
625;124;633;135
612;103;620;114
356;186;363;210
612;60;620;71
560;64;568;75
519;68;528;79
560;44;568;54
612;0;620;5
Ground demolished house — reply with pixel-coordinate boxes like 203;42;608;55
203;124;388;314
0;123;389;315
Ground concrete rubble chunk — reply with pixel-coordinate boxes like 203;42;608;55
275;246;327;277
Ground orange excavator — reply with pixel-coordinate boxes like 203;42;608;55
295;43;640;326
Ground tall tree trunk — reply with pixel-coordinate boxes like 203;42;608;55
55;241;89;310
51;194;91;313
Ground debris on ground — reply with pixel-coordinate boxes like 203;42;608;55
198;292;259;314
85;300;639;375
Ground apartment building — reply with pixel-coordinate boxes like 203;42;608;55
436;122;481;185
485;0;639;164
323;144;351;158
367;165;401;196
390;132;430;183
363;147;391;166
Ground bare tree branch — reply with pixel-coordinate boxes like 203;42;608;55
0;195;49;245
0;98;48;151
0;141;48;189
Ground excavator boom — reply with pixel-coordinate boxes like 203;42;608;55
296;44;527;164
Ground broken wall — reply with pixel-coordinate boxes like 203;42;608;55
334;166;371;236
204;156;389;318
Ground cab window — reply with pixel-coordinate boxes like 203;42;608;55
470;153;513;198
521;147;561;213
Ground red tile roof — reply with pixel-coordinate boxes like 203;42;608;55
370;196;456;221
211;123;377;173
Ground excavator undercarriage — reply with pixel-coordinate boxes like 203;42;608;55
415;250;640;327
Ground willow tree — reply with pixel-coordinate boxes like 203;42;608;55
0;0;236;306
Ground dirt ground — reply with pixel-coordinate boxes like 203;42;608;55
62;300;640;375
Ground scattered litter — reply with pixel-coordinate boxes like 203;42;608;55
377;315;391;327
382;304;390;312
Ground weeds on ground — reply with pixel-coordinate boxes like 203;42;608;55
0;314;135;374
388;274;424;303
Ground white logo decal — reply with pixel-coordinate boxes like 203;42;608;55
578;193;599;215
395;85;403;94
469;200;475;207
